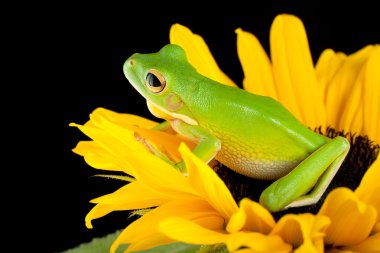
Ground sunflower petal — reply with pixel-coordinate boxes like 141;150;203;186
89;107;159;129
159;217;227;246
70;123;143;176
179;143;238;220
324;45;374;131
355;158;380;224
169;23;237;87
72;141;123;171
318;187;377;246
84;204;116;229
362;46;380;144
235;28;277;98
89;107;196;162
111;199;221;253
356;157;380;198
271;213;330;252
226;198;275;234
325;249;352;253
295;241;323;253
125;150;199;199
74;119;199;199
160;217;291;253
84;181;170;228
337;65;364;135
87;112;153;153
341;232;380;253
72;117;188;175
113;222;171;253
133;126;192;163
315;49;347;105
90;181;169;206
270;14;326;129
226;232;292;253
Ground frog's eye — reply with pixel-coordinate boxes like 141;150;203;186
145;69;166;93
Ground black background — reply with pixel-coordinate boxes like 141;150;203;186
60;2;379;253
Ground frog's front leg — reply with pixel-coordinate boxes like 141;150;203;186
259;136;350;212
169;119;221;172
152;120;173;132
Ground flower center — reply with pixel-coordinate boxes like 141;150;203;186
213;126;379;220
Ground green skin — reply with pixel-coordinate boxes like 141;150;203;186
123;44;350;212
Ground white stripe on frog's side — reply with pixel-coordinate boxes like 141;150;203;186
146;100;198;126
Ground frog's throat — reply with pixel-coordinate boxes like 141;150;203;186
146;100;198;126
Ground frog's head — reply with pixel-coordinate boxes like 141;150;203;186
123;44;198;125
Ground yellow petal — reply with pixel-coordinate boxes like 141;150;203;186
159;217;227;246
87;111;154;154
79;114;197;199
356;157;380;198
226;232;292;253
112;199;221;253
355;158;380;223
235;28;277;99
271;213;330;252
141;128;197;163
126;151;199;199
133;127;190;163
362;46;380;144
226;198;275;234
70;123;143;176
341;232;380;253
85;182;170;228
270;14;326;129
374;223;380;233
89;107;159;129
84;204;116;229
324;45;374;130
169;23;237;87
90;107;195;162
315;49;347;105
180;143;238;220
318;187;377;246
74;119;200;200
337;64;364;135
295;240;323;253
72;141;125;172
325;249;353;253
90;181;170;206
160;217;291;253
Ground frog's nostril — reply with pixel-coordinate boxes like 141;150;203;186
128;59;135;66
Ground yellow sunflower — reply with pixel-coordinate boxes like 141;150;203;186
71;14;379;253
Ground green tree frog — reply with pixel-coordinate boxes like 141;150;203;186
123;44;350;212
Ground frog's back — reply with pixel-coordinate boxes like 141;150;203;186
187;80;328;180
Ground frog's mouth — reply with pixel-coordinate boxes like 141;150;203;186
146;100;198;126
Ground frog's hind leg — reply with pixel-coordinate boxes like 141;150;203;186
259;136;350;212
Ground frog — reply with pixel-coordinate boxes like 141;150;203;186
123;44;350;212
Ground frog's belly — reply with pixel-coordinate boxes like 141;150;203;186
215;143;302;180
